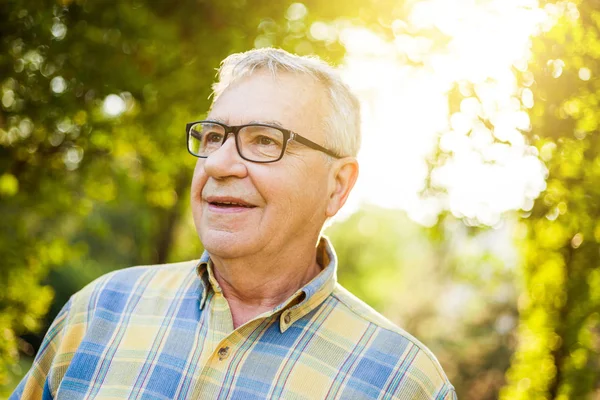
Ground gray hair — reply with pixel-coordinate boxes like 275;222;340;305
211;48;361;158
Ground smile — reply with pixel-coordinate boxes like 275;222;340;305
205;196;257;212
211;201;253;208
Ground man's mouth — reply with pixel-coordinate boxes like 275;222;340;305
210;201;253;208
205;196;257;210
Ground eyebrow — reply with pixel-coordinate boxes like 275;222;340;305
207;118;286;129
254;120;284;128
208;117;228;124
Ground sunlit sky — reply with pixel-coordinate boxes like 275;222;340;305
337;0;557;226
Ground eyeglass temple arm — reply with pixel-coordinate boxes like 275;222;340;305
290;132;341;159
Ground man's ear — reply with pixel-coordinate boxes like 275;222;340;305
326;157;359;218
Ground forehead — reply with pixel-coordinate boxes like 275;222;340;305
208;71;328;136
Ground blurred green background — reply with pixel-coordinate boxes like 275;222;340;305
1;0;599;399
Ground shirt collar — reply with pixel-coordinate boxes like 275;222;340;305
195;236;338;333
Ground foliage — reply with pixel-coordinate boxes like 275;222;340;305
0;0;350;384
499;1;600;399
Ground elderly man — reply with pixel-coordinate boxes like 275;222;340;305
12;48;455;399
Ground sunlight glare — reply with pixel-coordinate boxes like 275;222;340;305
338;0;552;226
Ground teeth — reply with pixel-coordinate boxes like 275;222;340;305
215;201;247;207
207;198;254;207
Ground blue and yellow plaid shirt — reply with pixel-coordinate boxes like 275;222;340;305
12;238;456;399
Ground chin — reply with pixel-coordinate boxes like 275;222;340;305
199;229;259;259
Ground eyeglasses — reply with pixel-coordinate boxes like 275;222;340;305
186;120;341;163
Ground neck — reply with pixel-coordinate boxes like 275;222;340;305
210;243;322;328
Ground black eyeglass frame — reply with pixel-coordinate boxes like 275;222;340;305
186;120;341;163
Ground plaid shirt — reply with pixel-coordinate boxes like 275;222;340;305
12;238;456;399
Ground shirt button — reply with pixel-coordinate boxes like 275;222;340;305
284;312;291;324
218;346;230;360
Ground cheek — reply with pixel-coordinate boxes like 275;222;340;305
251;168;295;213
190;162;206;196
263;165;328;213
190;164;208;218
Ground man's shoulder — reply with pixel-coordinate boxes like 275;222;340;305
329;283;453;393
74;260;201;304
93;259;198;283
331;283;403;331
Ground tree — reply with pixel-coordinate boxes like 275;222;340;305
0;0;350;383
499;1;600;398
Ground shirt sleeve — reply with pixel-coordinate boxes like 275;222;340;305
445;388;458;400
10;299;72;400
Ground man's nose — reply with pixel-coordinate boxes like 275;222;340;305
202;133;247;178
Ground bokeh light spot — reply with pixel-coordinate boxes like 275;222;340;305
102;94;126;117
50;76;67;94
285;3;307;21
51;22;67;40
2;90;15;108
579;67;591;81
